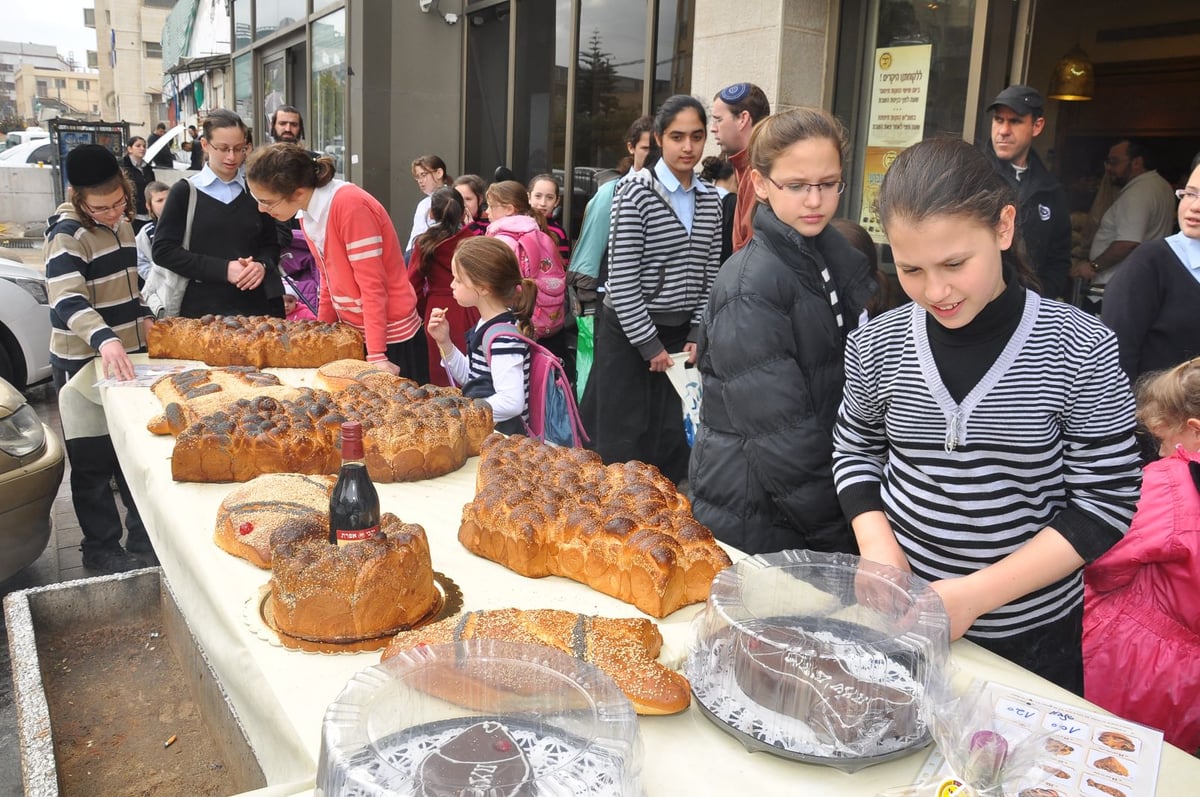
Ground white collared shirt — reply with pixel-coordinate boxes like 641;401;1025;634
1166;231;1200;286
653;158;708;234
297;178;350;256
189;164;247;204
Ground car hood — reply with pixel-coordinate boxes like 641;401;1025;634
0;378;25;414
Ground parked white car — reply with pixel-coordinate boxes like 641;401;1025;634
0;258;53;388
0;140;55;168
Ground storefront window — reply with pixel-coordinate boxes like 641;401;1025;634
312;9;347;177
233;0;252;51
848;0;979;242
573;0;645;173
464;3;511;179
512;0;569;185
255;0;307;39
653;0;693;110
233;52;254;132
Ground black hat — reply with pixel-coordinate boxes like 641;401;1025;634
987;85;1045;118
66;144;121;188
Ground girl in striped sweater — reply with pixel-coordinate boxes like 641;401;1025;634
832;138;1142;694
581;94;723;484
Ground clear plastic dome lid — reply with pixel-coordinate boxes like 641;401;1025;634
317;639;644;796
685;550;950;771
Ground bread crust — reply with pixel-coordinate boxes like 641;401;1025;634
213;473;335;568
150;362;493;483
458;435;732;617
382;608;691;715
148;315;365;368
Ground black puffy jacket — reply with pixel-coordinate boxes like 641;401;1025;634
689;206;876;555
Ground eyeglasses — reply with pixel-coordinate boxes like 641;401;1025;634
209;144;249;156
413;170;434;182
1176;189;1200;203
83;196;128;215
762;174;846;197
250;192;288;211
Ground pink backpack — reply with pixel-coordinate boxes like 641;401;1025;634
483;322;588;448
510;228;567;338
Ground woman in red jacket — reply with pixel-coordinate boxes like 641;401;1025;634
409;186;478;386
246;144;427;381
1084;357;1200;753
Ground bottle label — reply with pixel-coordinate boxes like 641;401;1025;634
335;525;379;546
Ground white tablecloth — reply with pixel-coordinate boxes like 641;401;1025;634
98;356;1200;795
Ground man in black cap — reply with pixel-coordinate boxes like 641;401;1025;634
986;84;1071;299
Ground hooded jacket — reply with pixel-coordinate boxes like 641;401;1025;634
689;206;875;555
990;148;1072;300
1084;446;1200;752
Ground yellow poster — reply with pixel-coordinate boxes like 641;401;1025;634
859;44;933;243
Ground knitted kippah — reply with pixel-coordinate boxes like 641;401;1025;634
66;144;121;188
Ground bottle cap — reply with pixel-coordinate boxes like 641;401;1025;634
340;421;364;459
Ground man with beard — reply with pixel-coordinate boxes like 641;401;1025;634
1074;138;1175;306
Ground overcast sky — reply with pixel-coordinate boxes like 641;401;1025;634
7;1;98;69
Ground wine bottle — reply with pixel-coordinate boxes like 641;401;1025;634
329;421;381;546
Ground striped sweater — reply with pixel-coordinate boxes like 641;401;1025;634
605;170;723;358
832;292;1142;638
302;180;422;363
45;203;152;372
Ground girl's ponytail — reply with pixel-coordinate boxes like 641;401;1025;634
511;278;539;338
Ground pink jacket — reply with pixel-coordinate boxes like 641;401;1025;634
304;183;421;364
1083;446;1200;752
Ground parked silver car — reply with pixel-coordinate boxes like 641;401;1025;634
0;374;64;582
0;257;53;389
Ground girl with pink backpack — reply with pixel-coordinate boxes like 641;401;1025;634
484;180;571;377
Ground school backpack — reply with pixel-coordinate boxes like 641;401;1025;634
482;322;588;448
510;228;567;339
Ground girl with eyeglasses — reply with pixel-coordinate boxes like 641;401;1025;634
406;155;453;255
579;95;722;486
1102;152;1200;397
152;108;285;318
831;137;1142;694
689;107;876;556
45;144;156;575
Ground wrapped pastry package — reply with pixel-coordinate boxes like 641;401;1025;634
317;639;644;796
685;549;951;771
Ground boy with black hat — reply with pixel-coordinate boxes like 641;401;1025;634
45;143;156;574
986;84;1072;300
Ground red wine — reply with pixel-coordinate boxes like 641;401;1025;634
329;421;380;546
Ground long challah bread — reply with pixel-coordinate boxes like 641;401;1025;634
381;608;690;715
147;314;364;368
458;434;732;617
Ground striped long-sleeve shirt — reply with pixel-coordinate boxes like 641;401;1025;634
832;292;1142;638
45;203;152;372
605;168;723;358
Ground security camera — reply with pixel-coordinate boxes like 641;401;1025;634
443;12;459;24
418;0;436;13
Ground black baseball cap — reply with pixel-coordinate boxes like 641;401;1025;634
987;85;1045;118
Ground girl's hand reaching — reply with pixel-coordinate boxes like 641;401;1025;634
427;307;450;345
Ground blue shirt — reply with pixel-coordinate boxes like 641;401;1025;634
1165;231;1200;286
190;164;246;204
653;158;708;234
